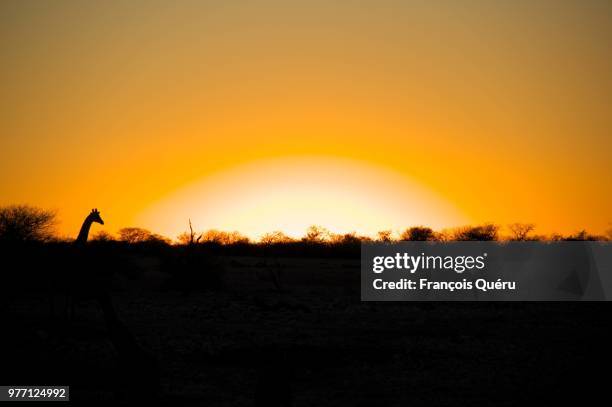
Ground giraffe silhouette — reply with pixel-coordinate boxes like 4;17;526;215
58;209;106;318
75;208;104;244
71;209;159;399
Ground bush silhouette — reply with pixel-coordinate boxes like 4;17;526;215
260;231;294;245
563;230;606;241
91;230;116;242
302;225;330;243
452;224;499;241
400;226;436;241
507;223;535;241
199;229;249;245
118;227;170;244
0;204;56;242
377;230;393;242
329;232;367;244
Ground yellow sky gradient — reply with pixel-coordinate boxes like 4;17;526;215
1;0;611;239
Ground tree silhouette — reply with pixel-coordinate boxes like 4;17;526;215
329;232;364;244
453;224;499;241
91;230;116;242
260;231;294;244
176;219;202;245
302;225;330;243
118;227;170;244
0;204;56;242
377;230;393;242
400;226;436;241
563;230;605;241
508;223;535;241
199;229;249;245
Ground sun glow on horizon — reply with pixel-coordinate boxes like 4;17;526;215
137;157;468;240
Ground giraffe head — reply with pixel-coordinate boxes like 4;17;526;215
89;208;104;225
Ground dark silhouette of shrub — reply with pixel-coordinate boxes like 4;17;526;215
260;231;294;245
507;223;535;241
400;226;436;241
302;225;330;243
198;229;249;245
329;232;365;245
452;224;499;241
118;227;170;245
377;230;393;242
90;230;116;242
0;204;56;242
563;230;606;241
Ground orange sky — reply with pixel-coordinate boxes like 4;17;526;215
1;0;610;239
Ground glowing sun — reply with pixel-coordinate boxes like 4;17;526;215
137;157;468;240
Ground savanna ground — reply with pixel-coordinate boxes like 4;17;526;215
1;243;610;406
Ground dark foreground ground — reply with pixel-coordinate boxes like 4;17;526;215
1;247;611;405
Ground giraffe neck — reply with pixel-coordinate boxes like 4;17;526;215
76;216;93;244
